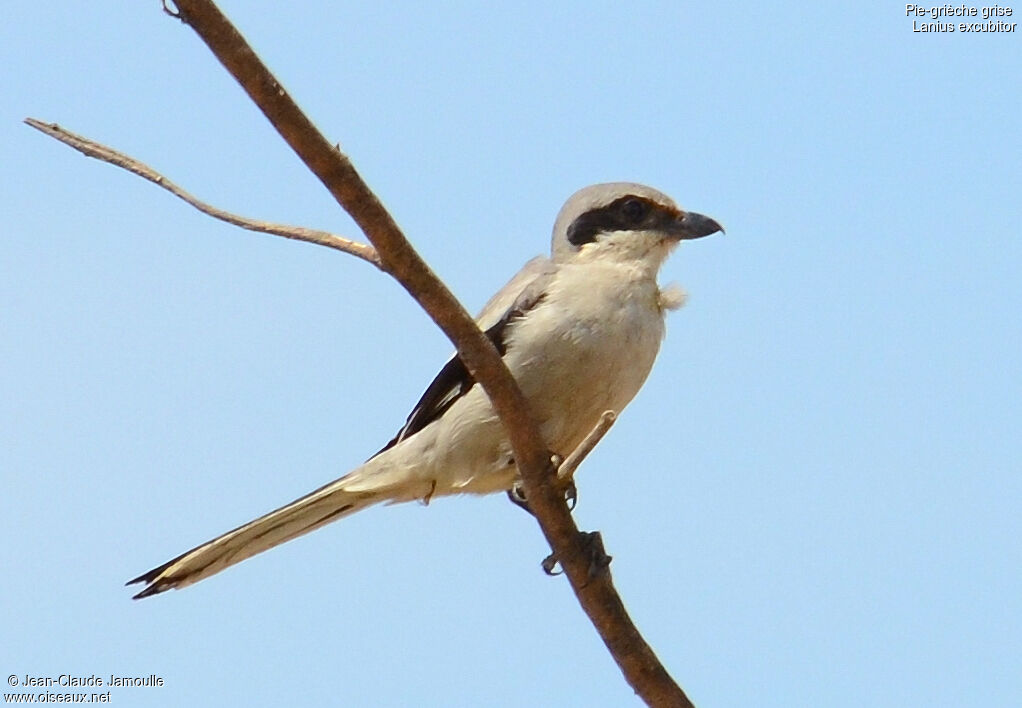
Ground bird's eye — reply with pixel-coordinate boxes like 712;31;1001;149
620;198;648;223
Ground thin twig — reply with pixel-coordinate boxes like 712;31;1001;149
558;410;617;484
23;118;380;268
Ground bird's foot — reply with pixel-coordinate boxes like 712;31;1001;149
549;453;578;510
541;531;612;584
541;551;560;575
562;479;578;510
506;455;577;515
506;482;530;513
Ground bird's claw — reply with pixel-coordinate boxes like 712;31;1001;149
563;479;577;510
507;480;577;514
541;531;612;583
506;482;530;513
541;552;562;575
506;452;578;514
551;453;578;509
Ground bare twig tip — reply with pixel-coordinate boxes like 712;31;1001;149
162;1;182;19
25;116;381;268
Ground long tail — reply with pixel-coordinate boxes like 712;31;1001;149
127;457;426;599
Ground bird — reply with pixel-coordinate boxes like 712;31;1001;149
127;182;722;599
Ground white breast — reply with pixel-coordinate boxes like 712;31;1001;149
420;259;669;495
504;260;667;456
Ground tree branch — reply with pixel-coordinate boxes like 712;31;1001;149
37;2;697;704
23;118;380;267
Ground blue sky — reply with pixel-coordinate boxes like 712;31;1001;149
3;3;1019;706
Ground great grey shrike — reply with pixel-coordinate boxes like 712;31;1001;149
128;182;722;598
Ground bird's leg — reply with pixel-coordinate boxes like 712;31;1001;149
505;410;615;515
506;453;577;514
550;453;579;509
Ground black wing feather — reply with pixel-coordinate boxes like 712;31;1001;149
370;273;552;459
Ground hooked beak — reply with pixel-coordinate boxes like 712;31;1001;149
673;210;724;240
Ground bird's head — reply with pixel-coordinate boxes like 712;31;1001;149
551;183;722;268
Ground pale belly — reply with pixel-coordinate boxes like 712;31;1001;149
427;262;668;494
508;282;665;456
